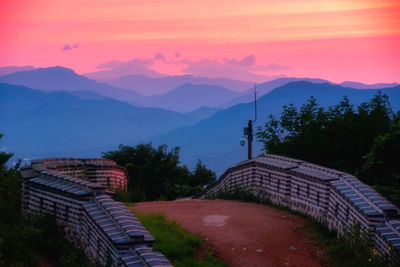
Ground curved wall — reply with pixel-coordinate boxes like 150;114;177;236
202;155;400;254
21;159;171;267
31;158;128;191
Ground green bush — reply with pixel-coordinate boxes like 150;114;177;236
132;211;226;267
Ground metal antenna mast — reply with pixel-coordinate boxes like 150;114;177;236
243;84;257;160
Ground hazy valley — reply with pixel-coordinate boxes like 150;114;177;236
1;66;400;175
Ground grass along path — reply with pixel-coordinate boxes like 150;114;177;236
131;209;227;267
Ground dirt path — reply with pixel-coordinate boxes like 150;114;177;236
132;199;327;267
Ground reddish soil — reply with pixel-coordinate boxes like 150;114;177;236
37;256;54;267
132;199;328;267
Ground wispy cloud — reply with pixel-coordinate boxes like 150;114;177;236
91;54;287;82
178;55;287;82
154;52;166;62
223;55;255;66
253;63;290;72
96;58;153;70
62;44;79;51
91;58;163;79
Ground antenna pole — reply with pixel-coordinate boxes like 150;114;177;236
254;84;257;122
248;119;253;160
247;84;257;160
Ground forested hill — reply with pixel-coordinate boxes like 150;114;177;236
149;82;400;174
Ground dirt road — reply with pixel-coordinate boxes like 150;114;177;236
132;199;327;267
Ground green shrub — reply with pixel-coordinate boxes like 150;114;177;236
132;211;226;267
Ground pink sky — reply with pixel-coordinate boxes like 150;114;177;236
1;0;399;83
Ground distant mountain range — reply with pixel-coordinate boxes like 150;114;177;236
0;65;36;76
105;74;254;95
220;77;332;108
1;65;399;174
148;81;400;174
0;67;243;112
2;66;398;113
138;83;241;112
84;66;165;82
0;83;218;159
340;81;399;89
221;78;400;108
0;67;144;105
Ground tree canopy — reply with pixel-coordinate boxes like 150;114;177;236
103;143;216;201
0;134;20;218
257;92;394;173
357;121;400;206
257;92;399;206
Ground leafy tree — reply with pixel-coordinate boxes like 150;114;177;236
103;144;179;200
0;134;21;219
0;135;12;165
357;121;400;206
103;143;215;201
257;92;394;174
191;160;216;188
113;187;132;202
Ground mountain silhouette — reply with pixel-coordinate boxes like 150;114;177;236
0;83;216;160
0;66;144;105
0;65;35;76
220;77;332;108
106;74;253;95
0;67;243;112
3;73;400;175
340;81;399;89
139;83;241;112
149;81;400;174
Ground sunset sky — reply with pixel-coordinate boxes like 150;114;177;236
1;0;400;83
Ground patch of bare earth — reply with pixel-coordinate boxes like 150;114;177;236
37;256;55;267
132;199;329;267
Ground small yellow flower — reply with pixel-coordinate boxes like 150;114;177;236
368;258;372;262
